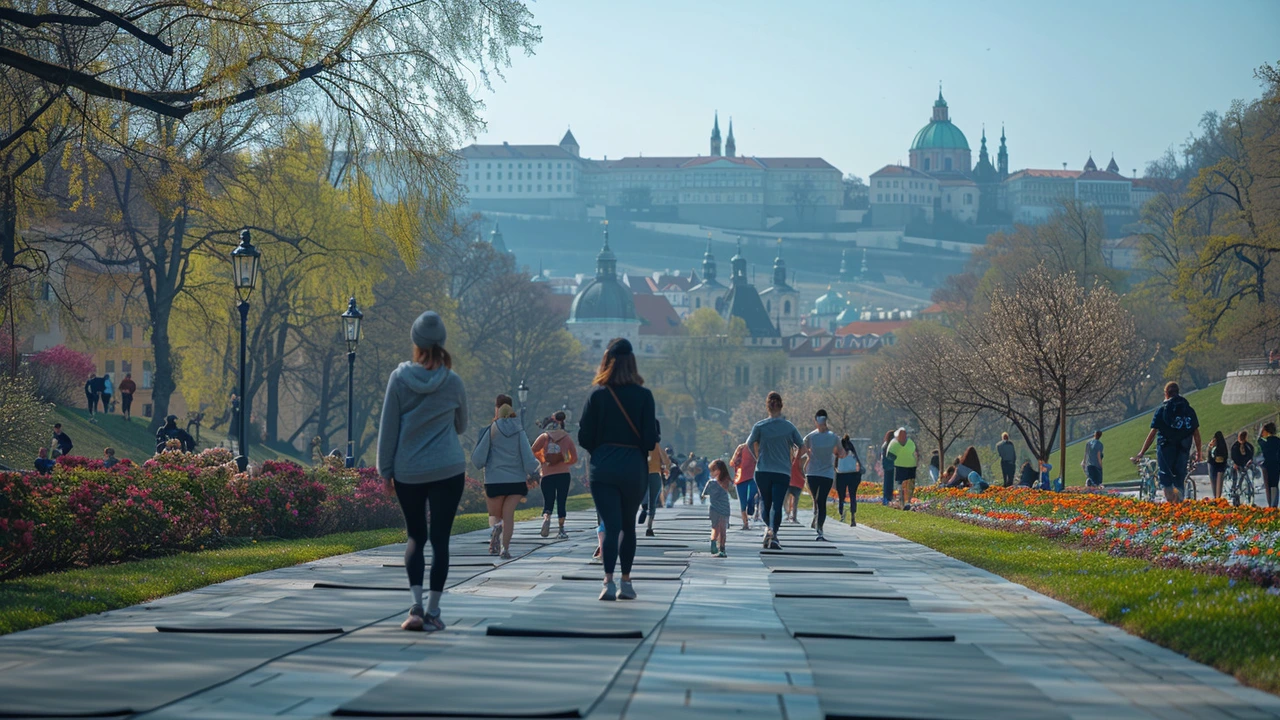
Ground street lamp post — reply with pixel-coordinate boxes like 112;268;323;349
517;379;530;417
341;297;363;468
230;229;261;472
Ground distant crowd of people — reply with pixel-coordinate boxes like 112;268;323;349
81;372;137;422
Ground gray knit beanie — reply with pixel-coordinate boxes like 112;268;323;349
411;311;446;349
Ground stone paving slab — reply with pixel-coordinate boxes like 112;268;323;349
2;507;1279;719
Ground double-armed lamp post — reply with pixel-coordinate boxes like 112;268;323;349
341;297;364;468
230;230;261;472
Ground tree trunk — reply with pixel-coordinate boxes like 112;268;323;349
150;305;176;432
316;351;333;452
1058;388;1068;489
264;322;288;443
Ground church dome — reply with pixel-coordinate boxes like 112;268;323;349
569;279;637;322
569;225;637;323
812;287;847;316
910;90;970;151
911;121;969;151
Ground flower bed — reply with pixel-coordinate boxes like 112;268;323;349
0;449;419;579
911;486;1280;586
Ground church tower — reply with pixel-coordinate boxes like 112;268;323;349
710;112;722;157
688;234;727;312
758;239;801;336
725;118;736;157
997;125;1009;179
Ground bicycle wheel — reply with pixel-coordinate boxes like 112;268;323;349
1243;467;1260;507
1185;476;1197;501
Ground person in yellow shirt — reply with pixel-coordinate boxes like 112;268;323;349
885;427;919;510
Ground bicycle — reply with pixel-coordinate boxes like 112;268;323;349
1136;457;1160;503
1227;461;1261;507
1184;454;1198;501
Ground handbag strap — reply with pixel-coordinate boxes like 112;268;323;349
605;386;642;443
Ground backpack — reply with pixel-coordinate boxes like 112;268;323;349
541;433;565;465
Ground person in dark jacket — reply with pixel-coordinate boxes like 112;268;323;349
996;433;1017;487
1132;381;1201;504
35;447;56;474
84;374;100;418
1258;422;1280;508
1018;460;1037;488
51;423;73;457
155;415;196;453
577;337;658;602
117;374;137;419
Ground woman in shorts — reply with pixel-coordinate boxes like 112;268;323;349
472;394;540;560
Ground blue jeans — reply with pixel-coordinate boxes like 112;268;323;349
1156;441;1191;494
1085;465;1102;487
756;471;791;534
881;466;894;504
736;479;758;515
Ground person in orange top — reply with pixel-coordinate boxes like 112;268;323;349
532;411;578;539
786;447;806;524
637;420;669;537
729;442;758;530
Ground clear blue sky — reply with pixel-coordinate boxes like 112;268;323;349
473;0;1279;179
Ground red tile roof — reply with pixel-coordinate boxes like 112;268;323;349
607;157;693;169
836;319;912;336
459;144;578;160
1078;170;1129;182
756;157;838;170
633;294;682;336
624;275;657;294
870;164;934;179
1006;169;1082;181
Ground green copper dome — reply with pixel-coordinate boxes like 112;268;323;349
911;121;969;151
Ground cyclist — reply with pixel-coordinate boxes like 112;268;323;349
1131;381;1200;503
1259;422;1279;508
1230;430;1256;505
1206;431;1229;499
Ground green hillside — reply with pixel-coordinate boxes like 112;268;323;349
48;406;305;467
1062;384;1278;486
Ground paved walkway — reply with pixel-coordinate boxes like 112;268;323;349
2;506;1279;719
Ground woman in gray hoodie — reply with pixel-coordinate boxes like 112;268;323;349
378;311;468;633
472;394;541;559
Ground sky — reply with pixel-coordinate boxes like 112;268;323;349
472;0;1280;179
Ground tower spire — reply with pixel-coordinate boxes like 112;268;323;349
710;111;722;157
997;123;1009;179
702;233;718;283
595;220;616;280
725;117;736;157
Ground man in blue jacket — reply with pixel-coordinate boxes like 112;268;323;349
1132;382;1200;503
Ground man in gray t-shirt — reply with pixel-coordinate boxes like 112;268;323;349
802;410;843;539
1084;430;1104;487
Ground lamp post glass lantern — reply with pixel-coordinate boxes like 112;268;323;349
342;297;363;468
230;229;261;471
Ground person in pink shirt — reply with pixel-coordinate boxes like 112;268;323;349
532;411;578;539
729;442;758;530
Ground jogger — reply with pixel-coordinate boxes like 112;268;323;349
745;391;803;550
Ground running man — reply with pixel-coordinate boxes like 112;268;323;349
1132;382;1200;504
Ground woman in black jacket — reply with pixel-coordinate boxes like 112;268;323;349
578;338;659;601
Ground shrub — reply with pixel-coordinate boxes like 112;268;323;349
0;457;404;579
27;345;94;405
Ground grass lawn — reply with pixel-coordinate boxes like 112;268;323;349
50;406;306;467
857;503;1280;694
0;494;593;636
1061;384;1277;486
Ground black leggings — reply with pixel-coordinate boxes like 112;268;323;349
121;393;133;414
541;473;571;518
590;474;646;576
835;472;861;517
807;476;834;531
757;471;791;534
394;474;465;592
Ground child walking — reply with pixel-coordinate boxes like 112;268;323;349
704;459;734;557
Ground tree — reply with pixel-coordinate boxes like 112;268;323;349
971;200;1122;295
958;264;1141;482
874;323;977;475
787;176;819;226
8;0;539;429
842;174;868;210
662;308;747;420
0;374;53;468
